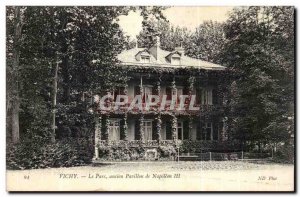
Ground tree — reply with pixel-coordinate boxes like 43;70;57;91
186;21;226;63
6;7;24;143
6;6;167;142
220;7;294;150
137;18;191;51
136;18;226;65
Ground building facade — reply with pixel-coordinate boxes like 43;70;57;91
93;37;231;161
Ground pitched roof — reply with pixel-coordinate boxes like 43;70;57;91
117;47;226;70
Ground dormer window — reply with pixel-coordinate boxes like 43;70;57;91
135;50;151;63
141;55;150;63
171;56;181;65
166;52;181;65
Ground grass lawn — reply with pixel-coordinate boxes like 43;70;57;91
7;161;294;192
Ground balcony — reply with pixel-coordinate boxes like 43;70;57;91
96;101;223;116
98;140;176;147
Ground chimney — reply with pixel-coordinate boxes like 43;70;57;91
175;42;184;56
156;36;160;48
149;35;160;60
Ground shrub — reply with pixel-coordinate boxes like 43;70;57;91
273;144;294;164
179;140;242;153
157;146;176;158
97;144;146;161
96;145;176;161
6;137;94;170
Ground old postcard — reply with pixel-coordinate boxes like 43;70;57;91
6;6;295;192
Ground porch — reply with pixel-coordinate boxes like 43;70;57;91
93;113;227;161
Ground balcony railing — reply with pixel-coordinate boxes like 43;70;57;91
96;102;223;115
98;140;175;147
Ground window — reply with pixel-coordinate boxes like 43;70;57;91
141;55;150;63
171;57;181;65
108;119;120;141
213;123;219;140
134;85;153;103
166;87;172;100
176;87;183;104
201;89;212;105
143;86;152;103
113;86;125;102
165;121;172;140
166;86;182;103
201;123;213;140
196;89;201;105
177;121;184;140
142;120;153;141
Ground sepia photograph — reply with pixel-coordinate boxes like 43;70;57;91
5;5;295;192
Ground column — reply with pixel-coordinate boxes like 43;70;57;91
171;77;177;109
122;80;129;140
171;114;177;141
221;117;228;141
156;113;162;142
93;113;101;160
121;113;128;140
156;80;161;96
103;114;109;142
124;78;128;107
188;76;195;105
139;114;144;141
188;116;193;140
140;76;143;109
156;79;161;110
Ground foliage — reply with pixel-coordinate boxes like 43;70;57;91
179;140;242;153
220;6;294;148
97;143;176;161
273;144;294;164
6;6;294;166
6;5;167;142
157;146;176;158
155;113;162;141
7;137;94;170
97;145;145;161
137;19;226;64
137;18;191;50
120;113;128;140
186;21;226;63
171;115;177;141
138;114;144;141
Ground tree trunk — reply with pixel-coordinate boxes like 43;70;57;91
11;7;22;144
61;54;70;102
60;14;70;103
51;59;59;143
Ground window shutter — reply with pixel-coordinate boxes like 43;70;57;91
196;88;201;105
183;86;188;94
151;87;156;103
183;87;189;104
134;86;140;96
152;119;157;140
213;122;219;140
166;87;172;100
166;121;172;140
196;121;202;140
183;120;189;140
212;89;218;105
134;120;139;140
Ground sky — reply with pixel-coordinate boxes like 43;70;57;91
118;6;234;39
